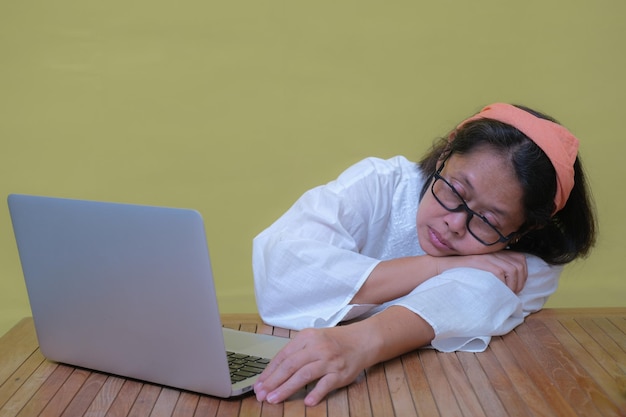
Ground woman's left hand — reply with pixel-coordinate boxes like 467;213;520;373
254;325;371;406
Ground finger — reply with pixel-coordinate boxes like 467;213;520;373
502;254;527;293
257;330;314;381
493;252;527;293
257;343;291;382
303;373;343;407
264;361;325;404
518;258;529;291
506;268;525;293
255;341;322;401
254;339;307;401
503;273;518;293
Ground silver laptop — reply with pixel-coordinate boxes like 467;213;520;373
7;194;289;398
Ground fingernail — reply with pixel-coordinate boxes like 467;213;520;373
266;392;279;404
254;383;265;401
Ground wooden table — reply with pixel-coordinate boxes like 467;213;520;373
1;309;625;416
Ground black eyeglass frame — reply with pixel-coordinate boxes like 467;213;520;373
431;157;518;246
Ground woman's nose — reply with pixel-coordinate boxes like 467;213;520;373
444;211;467;236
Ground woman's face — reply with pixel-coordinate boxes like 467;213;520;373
416;148;526;256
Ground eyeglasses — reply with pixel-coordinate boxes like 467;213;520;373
431;158;517;246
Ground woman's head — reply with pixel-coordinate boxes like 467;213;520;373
417;104;596;264
416;146;527;256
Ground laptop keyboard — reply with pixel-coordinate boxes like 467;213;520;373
227;351;271;383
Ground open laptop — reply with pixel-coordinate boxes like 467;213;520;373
7;193;289;398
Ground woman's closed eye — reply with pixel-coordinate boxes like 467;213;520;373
448;178;504;227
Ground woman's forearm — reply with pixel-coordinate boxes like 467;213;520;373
351;256;438;305
351;250;530;305
352;305;435;366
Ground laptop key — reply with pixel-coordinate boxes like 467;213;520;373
244;362;266;371
227;351;270;384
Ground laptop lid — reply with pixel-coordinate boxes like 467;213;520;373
7;194;288;398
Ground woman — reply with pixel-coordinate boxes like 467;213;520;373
252;103;596;406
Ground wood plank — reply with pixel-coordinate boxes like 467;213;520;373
149;388;180;417
455;352;508;417
472;344;533;417
16;364;73;417
0;358;58;417
171;392;200;417
558;316;626;380
271;327;290;339
126;384;161;417
592;317;626;356
540;317;625;407
222;323;239;331
192;396;219;417
60;372;108;417
577;318;626;370
488;336;559;417
236;395;261;417
256;323;274;336
363;363;394;417
418;349;462;417
305;395;328;417
520;317;618;416
258;399;283;417
283;390;307;417
533;308;626;318
39;367;90;416
326;387;349;417
0;349;46;409
0;319;39;386
382;357;417;417
437;353;486;417
2;311;625;417
83;376;126;417
215;398;242;417
400;351;439;417
346;373;372;417
238;323;258;334
506;327;582;417
608;317;626;338
103;379;143;417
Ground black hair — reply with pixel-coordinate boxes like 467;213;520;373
418;105;596;265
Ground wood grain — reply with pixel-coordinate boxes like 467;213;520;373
0;309;624;416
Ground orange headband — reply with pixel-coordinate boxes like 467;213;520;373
454;103;579;214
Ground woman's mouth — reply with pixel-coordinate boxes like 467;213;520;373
428;227;452;251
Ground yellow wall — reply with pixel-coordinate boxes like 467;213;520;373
1;1;624;336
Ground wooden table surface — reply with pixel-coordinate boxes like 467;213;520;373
0;309;625;416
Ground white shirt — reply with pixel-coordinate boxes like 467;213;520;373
253;156;561;352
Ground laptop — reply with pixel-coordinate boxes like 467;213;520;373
7;193;290;398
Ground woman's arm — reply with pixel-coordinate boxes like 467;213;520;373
254;305;434;406
351;250;529;305
255;255;560;405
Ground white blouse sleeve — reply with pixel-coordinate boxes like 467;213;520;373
253;158;402;330
388;255;561;352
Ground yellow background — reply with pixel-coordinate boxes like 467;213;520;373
1;1;624;336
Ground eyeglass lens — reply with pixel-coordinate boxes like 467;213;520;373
431;176;505;245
